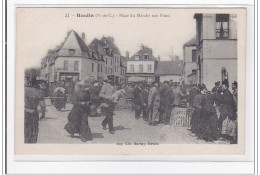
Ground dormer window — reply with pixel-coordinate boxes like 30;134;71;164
135;55;140;60
69;49;75;56
144;55;149;60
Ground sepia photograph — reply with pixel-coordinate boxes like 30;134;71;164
15;7;246;155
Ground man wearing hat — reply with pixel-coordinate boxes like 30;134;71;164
24;76;44;143
99;76;116;134
217;80;237;143
212;81;220;94
216;80;236;132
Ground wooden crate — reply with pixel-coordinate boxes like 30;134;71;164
171;108;191;127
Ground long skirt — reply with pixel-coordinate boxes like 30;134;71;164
64;104;93;141
80;113;93;141
203;113;219;141
24;110;39;143
64;105;83;134
191;108;201;134
196;113;207;137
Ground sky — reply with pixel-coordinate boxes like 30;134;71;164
16;8;197;68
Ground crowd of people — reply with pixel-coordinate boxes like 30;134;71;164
130;79;238;143
24;74;238;144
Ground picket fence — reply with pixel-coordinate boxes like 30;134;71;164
171;108;191;127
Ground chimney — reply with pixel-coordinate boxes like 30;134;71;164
82;32;86;44
158;55;160;62
150;48;153;54
141;44;145;50
126;51;129;59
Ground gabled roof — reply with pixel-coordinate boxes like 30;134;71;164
183;36;197;47
88;43;105;62
73;31;92;54
155;60;183;76
89;38;113;58
129;46;158;61
58;30;92;58
101;37;121;55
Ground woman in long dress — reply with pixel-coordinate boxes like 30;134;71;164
200;92;219;142
64;85;93;142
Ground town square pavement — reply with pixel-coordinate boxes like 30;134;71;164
37;102;220;144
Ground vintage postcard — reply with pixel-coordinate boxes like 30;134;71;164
16;7;246;155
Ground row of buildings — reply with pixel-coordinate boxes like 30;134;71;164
41;13;237;89
40;30;127;84
40;30;183;84
182;13;237;89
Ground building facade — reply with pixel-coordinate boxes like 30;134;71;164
155;61;182;83
41;30;126;83
194;13;237;89
126;45;158;82
89;37;126;84
183;36;197;84
55;30;97;81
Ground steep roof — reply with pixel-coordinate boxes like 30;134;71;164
101;37;121;55
155;60;183;76
73;31;92;53
89;38;113;58
58;30;92;58
129;46;158;61
88;43;104;61
183;36;197;47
